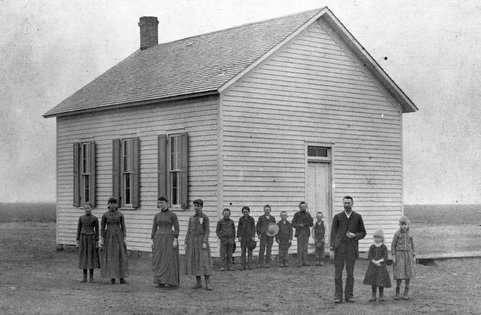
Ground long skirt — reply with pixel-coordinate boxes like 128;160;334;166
363;263;392;287
393;251;416;279
184;235;213;276
101;229;128;279
152;233;179;285
78;234;100;269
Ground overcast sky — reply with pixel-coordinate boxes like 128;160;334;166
1;0;480;204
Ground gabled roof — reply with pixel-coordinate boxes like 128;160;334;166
44;7;417;118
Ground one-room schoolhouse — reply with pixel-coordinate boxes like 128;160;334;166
44;7;417;256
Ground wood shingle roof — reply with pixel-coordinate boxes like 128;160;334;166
44;7;417;117
44;9;321;117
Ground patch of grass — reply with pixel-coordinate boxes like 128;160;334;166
405;204;481;224
0;202;56;222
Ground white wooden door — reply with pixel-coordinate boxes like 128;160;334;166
306;162;331;225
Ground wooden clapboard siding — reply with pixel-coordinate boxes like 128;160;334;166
220;19;403;252
55;96;219;253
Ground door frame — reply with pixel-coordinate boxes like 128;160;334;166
304;142;335;224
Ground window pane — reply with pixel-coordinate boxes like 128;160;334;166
170;137;177;170
82;144;89;173
308;146;328;157
123;140;132;172
176;137;182;170
83;175;90;203
171;171;179;205
124;173;131;205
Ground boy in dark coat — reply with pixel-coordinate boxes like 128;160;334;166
216;208;236;271
237;206;256;270
313;211;326;266
275;211;293;267
256;205;276;268
292;201;313;267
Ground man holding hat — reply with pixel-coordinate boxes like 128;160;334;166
185;199;214;290
256;205;276;268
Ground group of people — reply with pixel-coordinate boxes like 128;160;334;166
75;198;127;284
330;196;416;303
75;195;415;302
217;202;327;271
76;197;213;289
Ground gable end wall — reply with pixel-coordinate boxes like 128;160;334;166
221;18;404;252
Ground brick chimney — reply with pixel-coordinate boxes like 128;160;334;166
138;16;159;50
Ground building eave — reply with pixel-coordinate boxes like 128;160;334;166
43;90;219;118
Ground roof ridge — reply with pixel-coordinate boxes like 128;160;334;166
156;7;325;46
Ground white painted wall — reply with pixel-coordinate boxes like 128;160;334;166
56;96;219;253
221;18;403;252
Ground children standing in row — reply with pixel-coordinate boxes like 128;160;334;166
237;206;256;270
292;202;314;267
76;202;100;283
313;212;326;266
392;216;416;300
363;230;391;302
275;211;293;267
256;205;276;268
216;208;236;271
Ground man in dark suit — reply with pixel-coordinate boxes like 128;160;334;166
330;196;366;303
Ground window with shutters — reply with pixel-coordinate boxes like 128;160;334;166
122;139;134;207
73;141;96;207
169;135;182;206
158;133;188;209
112;137;140;209
81;143;91;204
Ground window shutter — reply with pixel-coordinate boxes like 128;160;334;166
89;142;96;207
158;135;168;199
112;139;121;203
132;137;140;209
73;142;81;207
180;133;189;209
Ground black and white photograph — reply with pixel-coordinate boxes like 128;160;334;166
1;0;481;314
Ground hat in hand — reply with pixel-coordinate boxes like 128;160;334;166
266;223;279;237
247;239;257;250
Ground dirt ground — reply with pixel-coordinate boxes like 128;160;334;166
1;222;481;314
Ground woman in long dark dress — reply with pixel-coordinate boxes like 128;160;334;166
184;199;213;290
76;202;100;282
100;197;128;284
151;196;180;288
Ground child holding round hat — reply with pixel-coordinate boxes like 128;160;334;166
391;216;415;300
275;211;293;267
256;205;276;268
185;199;214;290
363;230;391;302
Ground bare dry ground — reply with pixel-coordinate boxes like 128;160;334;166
1;222;481;314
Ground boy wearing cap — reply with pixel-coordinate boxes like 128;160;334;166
216;208;236;271
256;205;276;268
237;206;256;270
276;211;293;267
185;199;214;290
